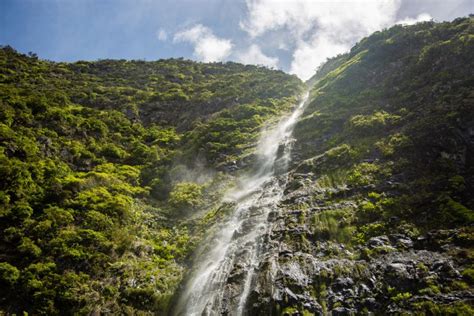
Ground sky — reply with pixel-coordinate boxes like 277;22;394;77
1;0;472;80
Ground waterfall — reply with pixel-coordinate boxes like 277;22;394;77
173;91;309;316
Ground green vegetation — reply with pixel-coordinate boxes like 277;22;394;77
0;46;303;314
311;209;355;243
1;15;474;315
289;16;474;313
168;182;204;210
296;16;474;233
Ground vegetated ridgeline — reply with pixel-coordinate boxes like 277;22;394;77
0;47;303;314
0;16;473;315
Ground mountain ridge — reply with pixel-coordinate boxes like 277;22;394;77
1;16;473;315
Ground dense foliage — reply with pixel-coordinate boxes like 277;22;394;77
0;47;303;314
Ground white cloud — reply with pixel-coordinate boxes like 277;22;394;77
157;28;168;41
291;38;349;81
241;0;403;80
396;13;432;25
173;24;233;62
236;44;279;68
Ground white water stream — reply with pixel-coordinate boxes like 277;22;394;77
173;91;309;316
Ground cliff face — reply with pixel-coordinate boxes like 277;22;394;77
243;17;474;314
1;17;474;315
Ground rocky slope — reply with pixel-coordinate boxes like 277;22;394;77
241;17;474;315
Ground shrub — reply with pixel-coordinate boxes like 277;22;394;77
438;195;474;225
348;111;400;134
18;237;42;257
44;206;74;227
391;292;412;302
311;209;354;243
100;143;128;160
348;162;380;186
0;262;20;286
10;200;33;219
376;133;411;156
325;144;357;164
462;268;474;284
168;182;203;211
353;223;385;244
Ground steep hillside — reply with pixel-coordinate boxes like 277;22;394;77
1;16;474;316
0;47;303;315
246;17;474;314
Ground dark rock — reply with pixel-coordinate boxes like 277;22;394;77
37;135;54;156
333;277;354;290
432;260;461;278
327;292;344;305
389;234;414;249
331;306;356;315
284;287;298;302
357;283;371;297
386;262;410;278
362;297;380;310
368;235;390;248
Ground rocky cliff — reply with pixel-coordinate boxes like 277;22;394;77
242;16;474;315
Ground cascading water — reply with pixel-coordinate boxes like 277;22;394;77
173;91;309;316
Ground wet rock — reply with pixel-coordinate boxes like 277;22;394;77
284;287;298;301
432;260;461;278
333;277;354;290
331;307;356;315
279;246;293;258
386;262;411;279
229;161;473;316
367;235;391;248
268;210;280;221
227;266;246;284
298;295;323;313
281;261;310;288
362;297;380;310
414;230;458;251
389;234;414;249
327;292;345;305
357;283;371;297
